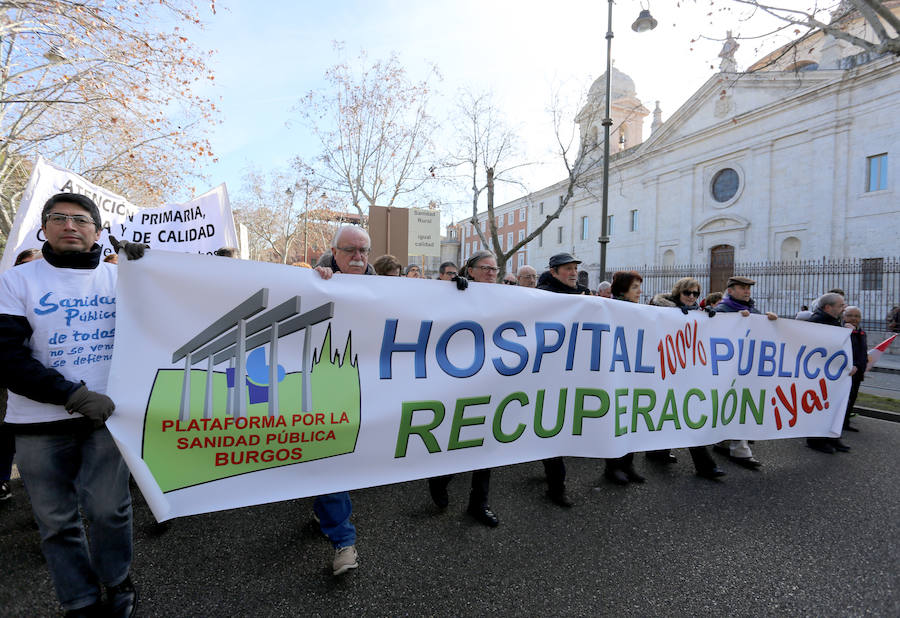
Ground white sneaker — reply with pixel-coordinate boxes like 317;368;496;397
332;545;358;576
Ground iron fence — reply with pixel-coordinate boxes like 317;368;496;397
603;257;900;334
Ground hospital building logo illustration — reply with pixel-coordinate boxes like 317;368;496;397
141;289;361;492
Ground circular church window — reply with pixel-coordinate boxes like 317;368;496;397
711;168;740;203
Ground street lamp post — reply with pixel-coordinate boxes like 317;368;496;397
598;1;656;281
303;179;309;263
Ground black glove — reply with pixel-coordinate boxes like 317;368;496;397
109;235;148;261
66;384;115;427
452;275;469;291
705;307;716;318
680;306;690;315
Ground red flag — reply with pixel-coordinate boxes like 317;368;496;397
866;334;897;371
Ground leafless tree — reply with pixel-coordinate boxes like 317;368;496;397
294;46;439;223
693;1;900;62
233;164;339;265
444;90;536;277
0;1;220;240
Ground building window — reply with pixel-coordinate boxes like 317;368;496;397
539;201;544;215
867;154;888;192
518;253;525;268
861;258;884;290
506;212;512;226
507;232;513;249
630;210;638;232
538;230;543;248
518;230;525;242
519;208;525;222
559;195;564;207
557;226;563;244
711;168;740;202
607;215;615;236
581;216;589;240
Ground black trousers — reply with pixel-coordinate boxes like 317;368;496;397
605;452;635;471
542;457;566;494
429;468;491;507
845;374;863;428
649;447;716;472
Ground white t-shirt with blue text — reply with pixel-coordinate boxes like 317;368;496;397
0;259;117;424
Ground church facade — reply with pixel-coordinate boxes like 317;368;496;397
459;9;898;291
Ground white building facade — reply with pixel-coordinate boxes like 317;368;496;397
509;20;898;289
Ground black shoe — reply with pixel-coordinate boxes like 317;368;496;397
696;466;727;480
730;456;763;469
623;467;646;483
806;439;835;454
427;480;449;509
604;468;629;486
829;438;851;452
106;575;137;618
546;490;574;508
467;504;499;527
647;451;677;464
65;602;104;618
844;423;859;432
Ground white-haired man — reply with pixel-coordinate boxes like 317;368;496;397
311;225;372;575
516;265;537;288
316;225;375;275
806;293;855;454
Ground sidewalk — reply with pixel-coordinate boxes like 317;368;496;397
871;353;900;375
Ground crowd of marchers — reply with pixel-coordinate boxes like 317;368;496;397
0;195;873;617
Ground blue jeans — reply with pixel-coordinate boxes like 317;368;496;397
313;492;355;548
16;426;133;611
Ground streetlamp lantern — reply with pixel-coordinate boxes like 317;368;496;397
598;1;656;282
631;9;658;33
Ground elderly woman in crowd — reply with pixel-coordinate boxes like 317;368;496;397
647;277;726;480
373;254;402;276
604;271;647;485
427;250;500;527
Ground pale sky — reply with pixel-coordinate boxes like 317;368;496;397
190;0;828;223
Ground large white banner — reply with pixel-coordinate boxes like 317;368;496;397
108;251;853;521
0;156;238;271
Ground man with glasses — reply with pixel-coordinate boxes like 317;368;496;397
317;225;375;275
0;193;144;617
806;293;855;454
516;265;537;288
310;225;371;575
438;262;458;281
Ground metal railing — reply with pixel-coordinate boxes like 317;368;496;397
603;257;900;334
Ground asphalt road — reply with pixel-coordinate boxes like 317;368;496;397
2;417;899;617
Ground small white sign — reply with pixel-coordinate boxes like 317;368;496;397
407;207;440;257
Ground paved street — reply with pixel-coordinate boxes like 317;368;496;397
3;416;899;617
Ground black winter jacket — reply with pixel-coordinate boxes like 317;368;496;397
536;271;590;294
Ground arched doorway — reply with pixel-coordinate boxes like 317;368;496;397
710;245;734;293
